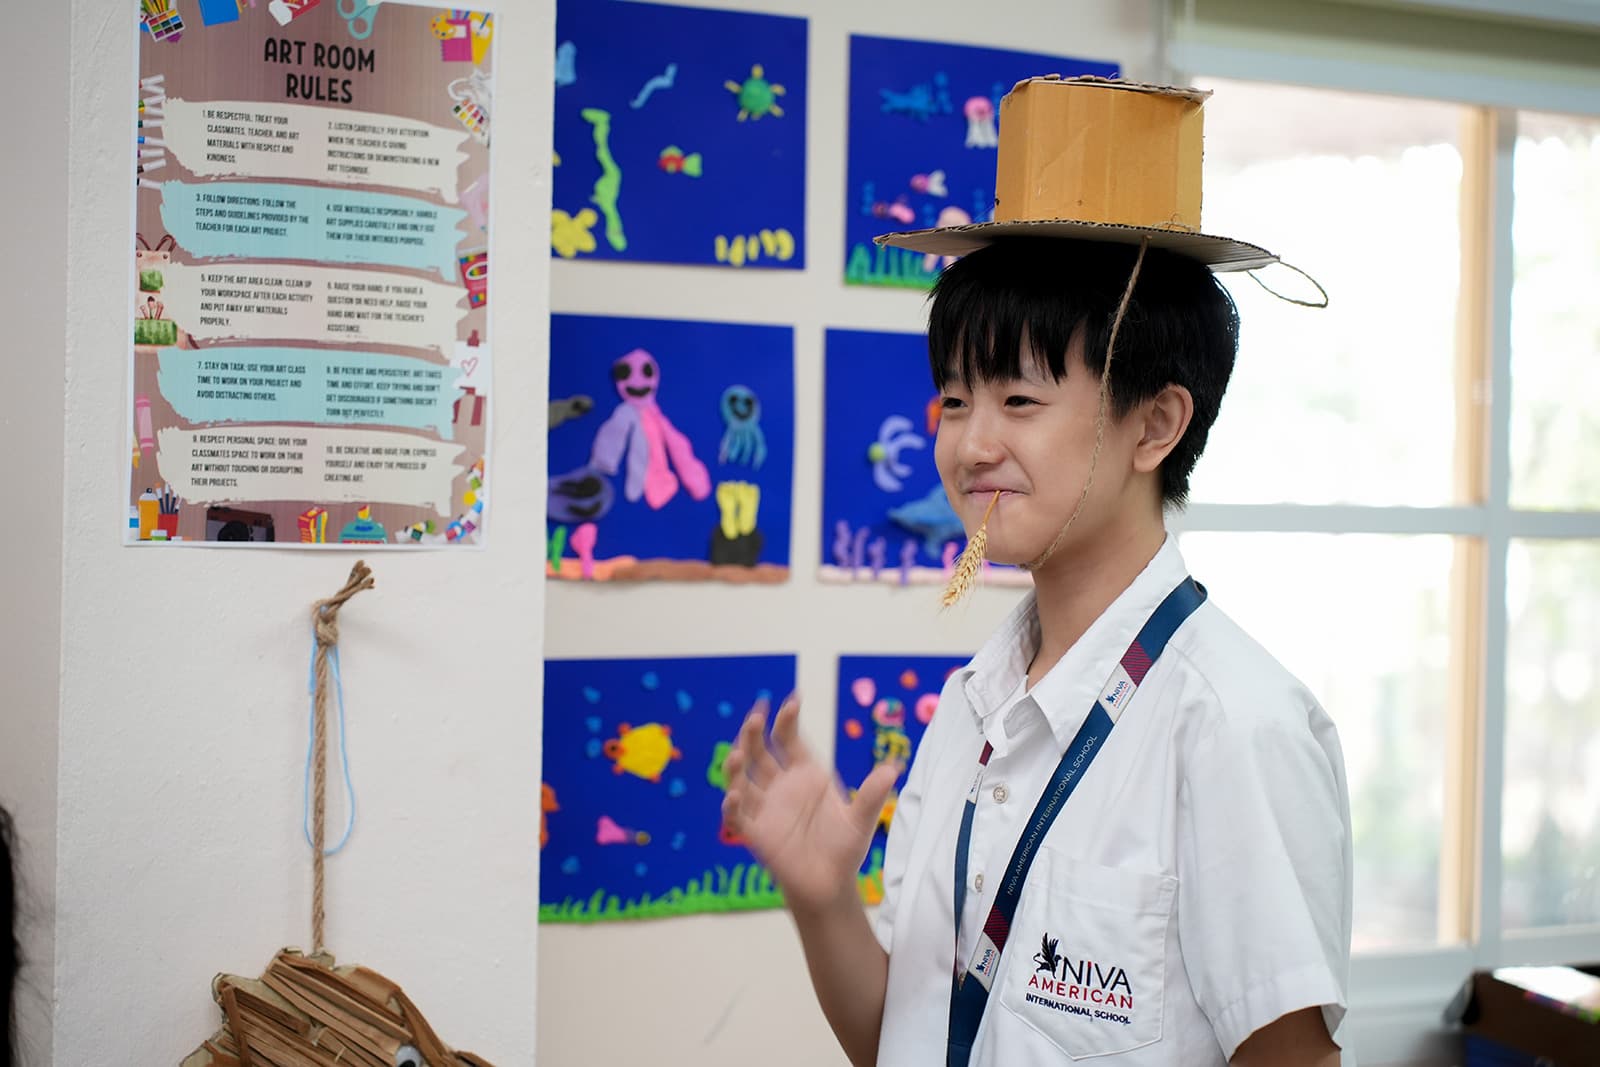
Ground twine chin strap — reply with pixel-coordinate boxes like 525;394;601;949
308;561;374;955
1023;237;1150;573
1246;258;1329;308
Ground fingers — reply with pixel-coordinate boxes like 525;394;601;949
849;760;903;837
767;692;812;768
722;693;821;845
722;740;764;830
736;701;781;787
721;770;756;829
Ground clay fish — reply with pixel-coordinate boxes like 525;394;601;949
888;485;964;558
657;146;702;177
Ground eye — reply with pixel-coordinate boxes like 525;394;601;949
394;1045;427;1067
939;395;966;411
610;362;629;382
1004;395;1040;408
641;361;656;379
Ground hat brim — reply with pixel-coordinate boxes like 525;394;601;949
875;219;1277;272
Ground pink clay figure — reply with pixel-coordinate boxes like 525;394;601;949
964;96;998;149
571;522;598;580
589;348;711;510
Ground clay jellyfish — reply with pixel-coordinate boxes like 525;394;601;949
965;96;998;149
718;384;766;469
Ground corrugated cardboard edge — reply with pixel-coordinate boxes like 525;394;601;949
1007;73;1212;106
874;218;1277;272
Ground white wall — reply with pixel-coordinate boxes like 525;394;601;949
0;0;67;1063
22;1;552;1063
537;3;1160;1065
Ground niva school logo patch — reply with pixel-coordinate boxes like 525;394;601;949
1025;933;1136;1025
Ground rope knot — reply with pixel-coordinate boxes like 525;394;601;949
313;608;341;648
310;561;375;648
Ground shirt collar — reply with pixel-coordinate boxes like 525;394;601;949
959;535;1189;753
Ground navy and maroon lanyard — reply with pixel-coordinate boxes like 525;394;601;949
946;577;1206;1067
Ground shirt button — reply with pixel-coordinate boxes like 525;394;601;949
992;784;1009;804
974;873;985;892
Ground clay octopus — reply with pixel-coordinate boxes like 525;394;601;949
589;348;710;510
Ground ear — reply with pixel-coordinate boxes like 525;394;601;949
1131;384;1194;475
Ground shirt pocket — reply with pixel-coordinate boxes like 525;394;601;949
995;849;1176;1059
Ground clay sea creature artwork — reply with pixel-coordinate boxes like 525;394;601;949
657;145;703;177
603;721;683;783
726;63;785;120
868;414;925;493
718;385;766;469
590;348;711;511
887;486;964;558
183;949;495;1067
879;72;952;122
964;95;998;148
908;170;948;197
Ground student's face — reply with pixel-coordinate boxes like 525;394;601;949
933;340;1149;567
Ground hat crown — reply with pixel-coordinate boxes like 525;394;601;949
994;77;1207;233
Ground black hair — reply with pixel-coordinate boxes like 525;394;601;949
2;806;16;1067
927;236;1240;508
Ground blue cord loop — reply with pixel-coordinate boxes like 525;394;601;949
303;622;356;856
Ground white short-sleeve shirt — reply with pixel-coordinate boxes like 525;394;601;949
874;536;1352;1065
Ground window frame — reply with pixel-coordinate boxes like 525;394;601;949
1163;59;1600;1067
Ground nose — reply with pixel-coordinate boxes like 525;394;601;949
951;408;1005;470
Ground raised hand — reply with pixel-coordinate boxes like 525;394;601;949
722;694;902;914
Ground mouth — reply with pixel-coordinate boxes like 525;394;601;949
624;386;653;398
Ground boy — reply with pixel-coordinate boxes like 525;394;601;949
722;78;1350;1067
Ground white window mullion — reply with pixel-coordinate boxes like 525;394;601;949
1174;503;1483;536
1504;510;1600;538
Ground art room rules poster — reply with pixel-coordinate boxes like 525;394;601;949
129;1;494;547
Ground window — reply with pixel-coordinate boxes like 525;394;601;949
1510;113;1600;511
1191;82;1466;507
1178;80;1600;964
1502;539;1600;929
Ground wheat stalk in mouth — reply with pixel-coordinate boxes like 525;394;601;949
941;490;1001;608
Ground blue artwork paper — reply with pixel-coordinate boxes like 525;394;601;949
843;34;1117;288
548;313;794;582
552;0;807;269
541;654;797;922
833;655;970;892
821;328;1038;587
822;327;951;580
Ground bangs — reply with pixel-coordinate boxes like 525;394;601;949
926;237;1148;392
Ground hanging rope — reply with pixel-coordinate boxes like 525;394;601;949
308;561;374;954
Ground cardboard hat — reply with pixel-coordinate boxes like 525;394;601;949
876;75;1276;272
